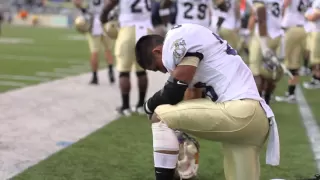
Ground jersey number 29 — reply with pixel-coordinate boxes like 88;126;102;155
183;2;208;20
131;0;151;13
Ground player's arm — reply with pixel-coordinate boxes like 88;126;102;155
184;88;205;100
283;0;291;16
100;0;118;24
144;56;202;114
73;0;87;14
253;0;270;52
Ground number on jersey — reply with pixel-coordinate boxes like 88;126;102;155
183;2;208;20
131;0;151;13
271;2;280;17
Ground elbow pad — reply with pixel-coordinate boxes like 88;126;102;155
145;77;188;114
217;3;228;12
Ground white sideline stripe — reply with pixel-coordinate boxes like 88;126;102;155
0;54;86;65
296;85;320;172
54;68;87;74
36;72;72;78
0;81;27;87
0;75;50;82
0;70;169;179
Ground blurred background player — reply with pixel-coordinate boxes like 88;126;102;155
275;0;308;103
248;0;284;104
303;0;320;89
216;0;241;49
73;0;115;85
100;0;151;116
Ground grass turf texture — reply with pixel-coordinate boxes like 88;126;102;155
1;25;319;180
0;25;110;92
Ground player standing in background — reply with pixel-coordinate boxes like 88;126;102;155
217;0;241;49
248;0;284;104
73;0;115;85
275;0;308;103
158;0;222;28
0;10;3;36
100;0;151;116
303;0;320;89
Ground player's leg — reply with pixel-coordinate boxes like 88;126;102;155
86;34;101;84
133;67;148;113
305;32;320;89
275;27;306;102
248;35;264;95
101;35;115;84
114;26;135;115
152;98;269;180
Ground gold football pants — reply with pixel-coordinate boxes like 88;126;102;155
155;98;269;180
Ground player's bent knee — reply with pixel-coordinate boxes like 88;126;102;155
152;121;179;152
136;71;147;77
119;72;130;78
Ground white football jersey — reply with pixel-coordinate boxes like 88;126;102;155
282;0;308;28
118;0;152;27
175;0;213;27
253;0;284;38
88;0;105;15
221;0;240;30
87;0;105;35
162;23;273;117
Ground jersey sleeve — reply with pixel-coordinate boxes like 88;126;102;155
162;25;204;72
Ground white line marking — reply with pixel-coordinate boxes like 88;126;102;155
0;81;27;87
0;70;169;179
54;68;87;74
0;54;86;65
0;38;34;44
36;72;72;78
296;85;320;172
0;75;51;82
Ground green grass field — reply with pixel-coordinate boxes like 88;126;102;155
1;25;320;180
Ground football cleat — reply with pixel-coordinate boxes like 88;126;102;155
116;107;132;117
132;106;145;115
303;79;320;89
174;131;200;180
275;93;296;103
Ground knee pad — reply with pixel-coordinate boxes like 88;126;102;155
152;122;179;152
119;72;130;78
289;69;299;76
136;71;147;77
